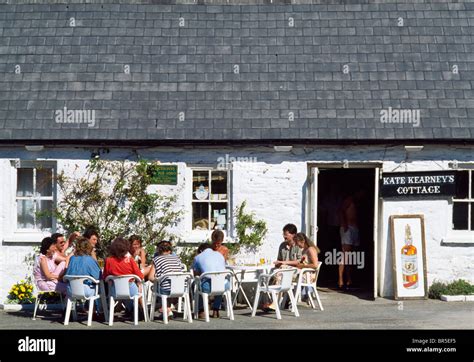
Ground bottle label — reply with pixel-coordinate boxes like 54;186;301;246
401;254;418;275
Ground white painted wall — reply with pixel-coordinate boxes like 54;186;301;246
0;144;473;300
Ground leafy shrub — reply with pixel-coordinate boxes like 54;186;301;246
54;158;183;259
429;279;474;299
228;201;268;255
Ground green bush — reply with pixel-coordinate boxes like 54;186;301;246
428;279;474;299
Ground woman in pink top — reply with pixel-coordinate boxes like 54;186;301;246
33;237;67;294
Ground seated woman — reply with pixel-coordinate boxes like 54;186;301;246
33;237;67;294
211;229;229;261
148;242;184;318
294;232;319;267
65;236;103;318
129;235;152;279
103;237;144;314
293;232;320;298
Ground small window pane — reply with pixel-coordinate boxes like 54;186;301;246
17;200;34;229
471;172;474;199
455;171;469;199
471;203;474;231
36;168;53;197
193;171;209;200
37;200;52;229
193;202;209;230
453;203;468;230
210;171;227;200
17;168;34;197
211;202;227;230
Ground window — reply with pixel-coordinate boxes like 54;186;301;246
192;169;229;231
452;170;474;231
16;163;55;230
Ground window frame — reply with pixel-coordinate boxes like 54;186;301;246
13;160;57;233
451;169;473;231
191;166;230;233
443;168;474;245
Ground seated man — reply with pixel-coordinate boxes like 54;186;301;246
192;243;229;319
262;223;302;311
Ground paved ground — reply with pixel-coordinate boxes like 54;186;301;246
1;289;473;329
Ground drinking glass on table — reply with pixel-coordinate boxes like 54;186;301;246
98;258;105;269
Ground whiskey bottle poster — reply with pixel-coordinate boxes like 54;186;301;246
390;215;428;299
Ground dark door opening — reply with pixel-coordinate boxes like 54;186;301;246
316;168;375;297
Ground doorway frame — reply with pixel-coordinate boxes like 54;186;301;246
306;162;382;299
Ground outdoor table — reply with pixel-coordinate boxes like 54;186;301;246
226;264;273;311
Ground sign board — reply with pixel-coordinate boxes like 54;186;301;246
390;215;428;299
148;165;178;185
380;171;456;198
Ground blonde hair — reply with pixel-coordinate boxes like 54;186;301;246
295;232;320;254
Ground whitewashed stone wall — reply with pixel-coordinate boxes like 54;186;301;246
0;144;473;300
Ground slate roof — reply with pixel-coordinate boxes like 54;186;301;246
0;1;474;144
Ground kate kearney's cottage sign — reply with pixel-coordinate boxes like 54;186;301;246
381;171;456;198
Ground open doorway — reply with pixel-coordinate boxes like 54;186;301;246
316;168;375;298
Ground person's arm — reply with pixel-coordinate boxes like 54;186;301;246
39;257;58;281
139;248;147;269
297;248;319;269
54;252;67;264
148;265;156;282
279;260;299;267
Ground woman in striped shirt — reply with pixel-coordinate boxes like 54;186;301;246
148;242;184;318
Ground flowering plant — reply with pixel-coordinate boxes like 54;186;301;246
7;280;35;304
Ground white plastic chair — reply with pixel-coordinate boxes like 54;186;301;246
32;280;64;321
193;271;234;323
149;272;193;324
251;268;299;320
105;274;148;326
63;275;100;326
293;262;324;311
176;267;193;313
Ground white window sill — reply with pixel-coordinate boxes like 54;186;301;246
442;232;474;245
3;231;50;243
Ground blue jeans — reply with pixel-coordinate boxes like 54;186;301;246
110;282;139;312
67;284;102;313
199;279;230;311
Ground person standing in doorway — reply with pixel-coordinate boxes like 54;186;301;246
338;190;364;290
